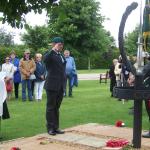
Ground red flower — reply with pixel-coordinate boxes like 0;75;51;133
106;139;129;147
10;147;21;150
115;120;125;127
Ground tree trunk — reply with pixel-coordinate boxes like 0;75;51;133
88;57;91;70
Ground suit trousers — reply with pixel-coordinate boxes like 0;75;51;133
46;87;63;131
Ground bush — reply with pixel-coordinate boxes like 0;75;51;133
75;50;119;70
0;45;27;64
0;45;120;70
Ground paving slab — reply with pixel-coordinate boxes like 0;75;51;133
47;132;88;142
44;132;107;148
74;136;107;148
66;123;133;140
66;123;150;149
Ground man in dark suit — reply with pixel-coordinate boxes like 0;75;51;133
43;37;66;135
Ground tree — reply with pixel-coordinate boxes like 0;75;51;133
48;0;114;69
48;0;114;53
0;28;14;46
21;25;50;51
124;25;139;55
0;0;55;28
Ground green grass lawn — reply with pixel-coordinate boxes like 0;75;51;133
1;80;149;141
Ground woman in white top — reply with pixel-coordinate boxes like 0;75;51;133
114;62;122;87
1;56;15;100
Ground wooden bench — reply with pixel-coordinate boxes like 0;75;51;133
99;71;109;84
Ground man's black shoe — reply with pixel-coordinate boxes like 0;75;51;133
55;129;65;134
48;130;56;136
142;132;150;138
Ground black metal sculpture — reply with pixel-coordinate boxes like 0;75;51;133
113;2;150;148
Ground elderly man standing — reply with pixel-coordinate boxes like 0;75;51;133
19;49;36;101
64;50;77;97
43;37;66;135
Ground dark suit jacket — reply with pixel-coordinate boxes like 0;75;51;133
43;50;66;91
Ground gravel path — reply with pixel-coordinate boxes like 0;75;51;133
78;73;100;80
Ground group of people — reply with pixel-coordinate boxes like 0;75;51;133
109;56;134;97
0;50;46;102
0;36;77;136
109;56;150;138
0;46;77;102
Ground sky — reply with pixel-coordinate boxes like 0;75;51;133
0;0;144;45
99;0;142;44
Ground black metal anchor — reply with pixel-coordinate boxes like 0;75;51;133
113;2;150;148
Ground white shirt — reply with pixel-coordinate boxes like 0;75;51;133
1;63;15;78
114;62;122;81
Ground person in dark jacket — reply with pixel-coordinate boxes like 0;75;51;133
43;37;66;136
109;59;118;97
10;50;21;99
34;53;46;101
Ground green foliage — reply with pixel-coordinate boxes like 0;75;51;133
21;25;50;51
16;0;116;69
0;28;14;46
0;0;54;28
76;56;88;69
75;47;120;69
48;0;115;56
0;45;27;64
124;25;139;56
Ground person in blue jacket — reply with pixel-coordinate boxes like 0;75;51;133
10;50;21;99
64;50;77;97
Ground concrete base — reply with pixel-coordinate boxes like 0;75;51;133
0;123;150;150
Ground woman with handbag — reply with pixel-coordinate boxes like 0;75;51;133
19;49;36;101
